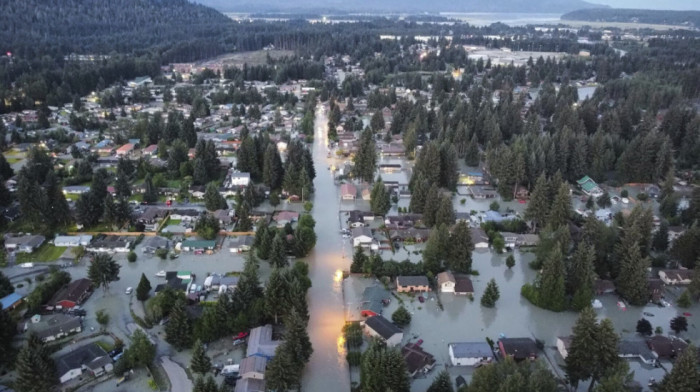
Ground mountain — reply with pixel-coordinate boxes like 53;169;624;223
0;0;235;61
196;0;605;14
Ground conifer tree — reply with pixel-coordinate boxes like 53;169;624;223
538;248;567;311
616;237;650;306
165;298;192;350
434;195;455;227
481;279;500;308
269;232;288;268
14;334;57;392
524;174;549;232
265;268;288;324
370;178;391;216
447;221;473;273
427;370;454;392
565;307;598;387
350;246;367;273
657;345;699;392
204;182;226;211
548;182;571;228
190;339;212;375
568;243;596;311
136;273;152;301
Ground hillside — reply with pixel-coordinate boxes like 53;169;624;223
0;0;235;62
198;0;603;14
562;8;700;27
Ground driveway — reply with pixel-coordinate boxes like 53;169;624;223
160;356;191;392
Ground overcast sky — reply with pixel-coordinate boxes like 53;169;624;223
593;0;700;10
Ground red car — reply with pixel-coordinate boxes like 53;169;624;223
233;332;249;340
416;339;423;346
418;296;425;303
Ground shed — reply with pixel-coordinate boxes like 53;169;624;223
363;316;403;347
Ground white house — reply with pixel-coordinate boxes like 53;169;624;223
448;342;494;366
352;227;373;248
56;343;113;383
4;234;46;253
658;269;692;285
227;172;251;187
556;336;572;359
229;236;255;253
54;235;93;247
437;271;455;293
363;316;403;347
470;228;489;249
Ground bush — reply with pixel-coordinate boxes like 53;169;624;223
346;351;362;366
489;201;500;211
637;192;649;201
621;189;629;198
391;306;412;327
155;249;168;260
520;283;540;306
127;252;137;262
460;198;466;205
96;309;110;326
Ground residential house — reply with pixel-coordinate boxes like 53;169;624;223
515;186;529;200
469;186;498;199
360;285;391;318
128;76;152;88
239;356;267;380
86;236;133;253
396;276;430;293
189;186;206;199
227;172;251;188
143;144;158;156
577;176;604;197
341;183;357;200
380;144;405;157
658;269;692;285
272;211;299;228
454;276;474;296
48;279;93;309
363;316;403;347
230;236;255;253
498;338;538;361
352;227;373;248
203;275;239;293
154;271;190;293
0;293;23;311
437;271;456;293
142;236;169;254
25;314;82;342
385;214;422;228
246;325;282;359
448;342;494;366
619;339;656;365
648;278;664;303
180;240;216;253
234;379;265;392
136;207;168;231
594;279;616;295
388;228;431;244
56;343;113;383
501;232;519;248
4;234;45;253
170;209;200;222
471;228;490;249
646;335;688;360
54;235;93;248
348;210;373;228
458;171;489;186
401;343;436;377
379;163;402;173
556;336;572;359
63;185;91;195
115;143;135;157
214;209;233;226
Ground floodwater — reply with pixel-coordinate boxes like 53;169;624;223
301;105;352;391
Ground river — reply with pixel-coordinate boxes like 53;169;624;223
301;104;351;391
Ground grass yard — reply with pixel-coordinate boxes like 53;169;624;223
166;218;182;226
95;340;114;352
5;157;23;164
16;244;67;263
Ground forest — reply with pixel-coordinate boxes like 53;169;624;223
562;8;700;27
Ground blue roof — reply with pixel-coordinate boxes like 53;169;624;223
0;293;23;310
467;171;483;176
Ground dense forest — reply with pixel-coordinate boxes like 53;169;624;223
562;8;700;27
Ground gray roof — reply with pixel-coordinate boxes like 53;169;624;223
5;234;45;248
143;236;169;250
234;378;265;392
619;339;654;360
55;343;107;377
365;315;401;340
397;276;429;287
27;314;81;340
351;227;372;238
239;356;267;375
361;285;390;315
449;342;494;359
246;325;281;358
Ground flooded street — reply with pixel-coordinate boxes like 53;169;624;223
301;105;351;391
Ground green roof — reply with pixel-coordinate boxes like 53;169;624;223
577;176;598;192
181;240;216;249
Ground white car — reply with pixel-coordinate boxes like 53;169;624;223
621;197;629;204
155;270;166;277
125;287;133;295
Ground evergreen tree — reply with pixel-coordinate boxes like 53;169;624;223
481;279;500;308
0;304;16;367
115;169;131;198
657;345;699;392
506;254;516;269
427;370;454;392
548;183;572;228
0;272;13;299
447;221;473;273
524;174;549;232
353;128;377;182
636;318;653;336
204;182;226;211
434;195;455;227
688;258;700;300
283;309;313;364
652;221;669;251
87;254;121;292
265;268;289;324
234;252;264;307
266;341;302;391
190;339;212;375
136;273;152;301
565;307;598;387
615;238;650;306
143;173;158;203
670;316;688;334
262;143;284;190
360;340;410;392
422;229;444;275
269;232;288;268
409;175;428;213
370;178;391;216
391;306;411;327
538;248;567;312
255;222;273;260
568;243;596;311
14;334;57;392
44;169;71;228
351;246;367;273
465;133;480;167
165;298;192;350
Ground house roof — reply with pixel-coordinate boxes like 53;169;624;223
647;335;688;359
231;236;255;248
239;356;267;375
27;314;81;340
660;269;693;281
143;236;169;249
144;144;158;153
365;315;401;340
396;276;429;287
181;240;216;249
619;339;654;361
48;278;92;307
234;378;265;392
577;176;599;193
437;271;455;286
246;325;281;358
5;234;45;248
449;342;493;359
361;285;390;315
55;343;109;377
470;227;489;243
351;227;372;239
499;338;538;359
401;343;435;374
0;293;23;309
340;183;357;197
454;276;474;294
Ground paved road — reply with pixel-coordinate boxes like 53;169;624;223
160;356;192;392
301;105;351;391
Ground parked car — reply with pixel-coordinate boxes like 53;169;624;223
108;347;123;358
418;296;425;303
125;287;133;295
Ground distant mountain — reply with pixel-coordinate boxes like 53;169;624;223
196;0;605;14
562;8;700;27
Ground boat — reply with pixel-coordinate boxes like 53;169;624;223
617;301;626;311
643;312;654;317
155;270;166;277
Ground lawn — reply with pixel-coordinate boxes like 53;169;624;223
166;218;182;226
5;157;23;164
95;340;114;352
16;244;67;263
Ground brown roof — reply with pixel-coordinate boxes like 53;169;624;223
48;279;93;307
401;343;435;374
454;276;474;294
437;271;455;286
647;335;688;359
